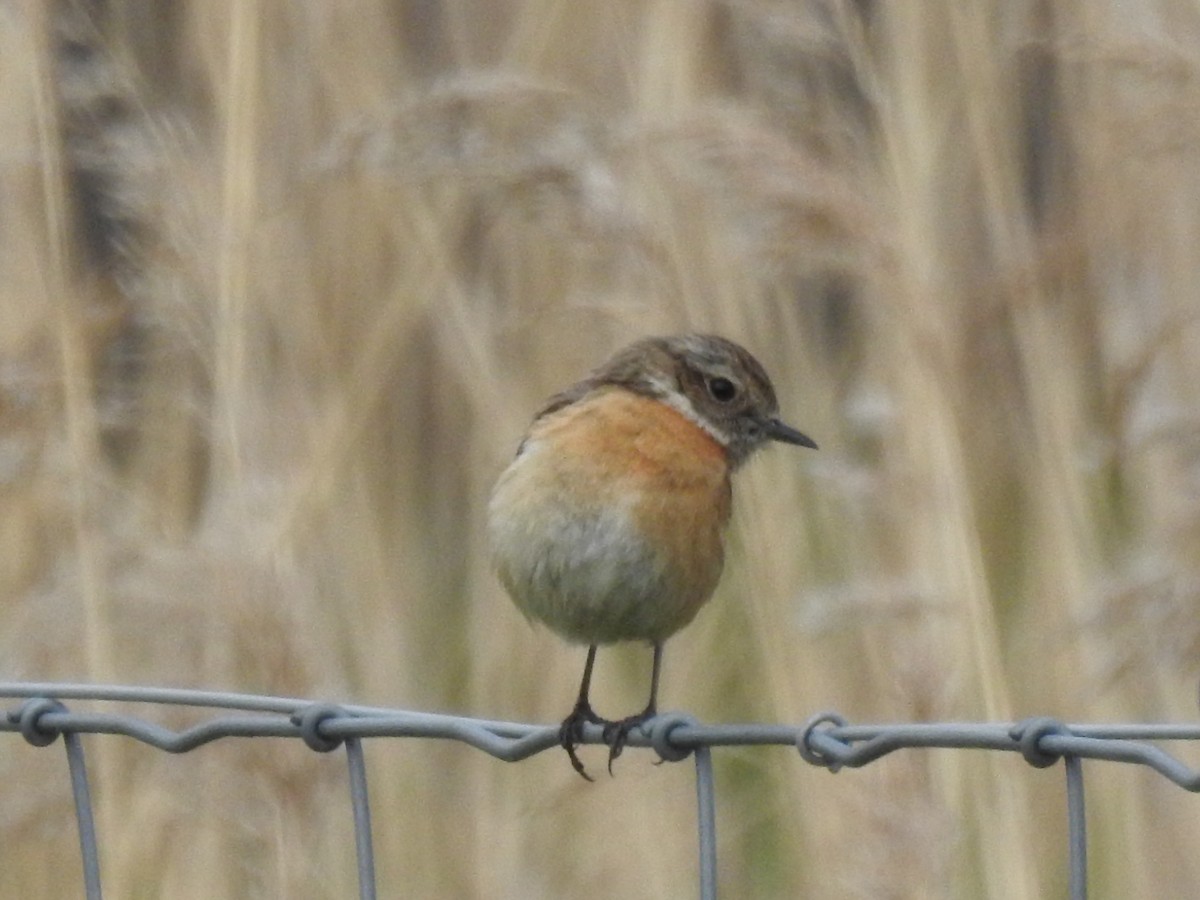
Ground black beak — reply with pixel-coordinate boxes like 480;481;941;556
764;418;818;450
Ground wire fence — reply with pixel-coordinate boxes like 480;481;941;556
4;682;1200;900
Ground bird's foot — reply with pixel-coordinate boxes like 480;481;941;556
559;700;605;782
601;707;656;776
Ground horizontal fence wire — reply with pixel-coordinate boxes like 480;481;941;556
4;683;1200;899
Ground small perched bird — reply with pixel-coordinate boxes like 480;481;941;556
488;334;816;778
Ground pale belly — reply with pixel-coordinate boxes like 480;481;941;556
488;394;731;644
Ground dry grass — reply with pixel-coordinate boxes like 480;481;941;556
4;0;1200;896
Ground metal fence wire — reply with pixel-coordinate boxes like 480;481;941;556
4;682;1200;900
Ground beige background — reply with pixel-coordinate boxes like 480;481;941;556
3;0;1200;896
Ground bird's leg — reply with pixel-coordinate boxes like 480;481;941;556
560;644;605;781
601;641;663;775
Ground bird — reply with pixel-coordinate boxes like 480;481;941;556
488;333;816;779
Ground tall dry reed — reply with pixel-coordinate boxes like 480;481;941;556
4;0;1200;896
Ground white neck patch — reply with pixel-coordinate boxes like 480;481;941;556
642;373;732;447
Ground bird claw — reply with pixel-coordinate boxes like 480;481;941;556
601;710;655;776
559;701;605;781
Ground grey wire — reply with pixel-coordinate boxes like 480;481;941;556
64;733;102;900
1065;756;1087;900
694;746;717;900
6;682;1200;900
345;738;377;900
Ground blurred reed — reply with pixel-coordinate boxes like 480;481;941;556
3;0;1200;896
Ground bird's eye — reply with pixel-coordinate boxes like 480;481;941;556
707;376;738;403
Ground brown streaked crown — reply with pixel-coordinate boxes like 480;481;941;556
535;334;816;467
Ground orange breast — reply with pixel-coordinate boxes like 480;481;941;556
530;388;731;512
498;388;733;641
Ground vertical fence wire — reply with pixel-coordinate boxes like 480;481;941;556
1065;756;1087;900
694;745;717;900
344;738;377;900
64;732;103;900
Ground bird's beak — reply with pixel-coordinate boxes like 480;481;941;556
764;418;818;450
